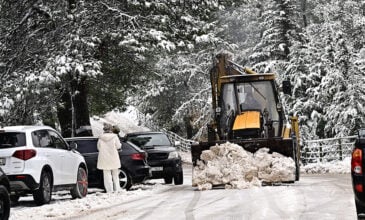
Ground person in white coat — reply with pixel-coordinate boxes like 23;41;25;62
97;123;122;193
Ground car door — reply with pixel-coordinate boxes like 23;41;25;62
32;130;62;184
48;130;78;185
74;138;100;186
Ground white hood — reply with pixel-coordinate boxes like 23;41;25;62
98;133;117;141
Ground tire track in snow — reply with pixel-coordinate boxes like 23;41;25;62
184;190;201;220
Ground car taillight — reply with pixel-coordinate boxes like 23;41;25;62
355;184;364;192
131;153;145;160
12;149;37;160
352;148;363;174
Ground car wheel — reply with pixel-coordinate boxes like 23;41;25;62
119;169;132;190
164;176;173;184
356;200;365;218
33;171;52;206
0;185;10;220
174;171;183;185
71;167;88;199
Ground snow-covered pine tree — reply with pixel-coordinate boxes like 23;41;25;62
249;0;300;74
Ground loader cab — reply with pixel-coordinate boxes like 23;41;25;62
216;75;284;140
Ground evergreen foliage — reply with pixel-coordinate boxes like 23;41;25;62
0;0;364;140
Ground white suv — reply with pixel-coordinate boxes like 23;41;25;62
0;125;88;205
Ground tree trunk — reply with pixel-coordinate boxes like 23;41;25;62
57;78;93;138
300;0;308;28
74;78;93;137
57;92;73;138
184;115;193;139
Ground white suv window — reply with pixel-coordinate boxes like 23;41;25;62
0;132;26;148
32;130;52;148
48;130;68;150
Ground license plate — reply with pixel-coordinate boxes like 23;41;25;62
0;158;6;166
151;167;163;171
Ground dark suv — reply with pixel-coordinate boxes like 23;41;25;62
352;128;365;219
124;132;183;185
65;137;151;190
0;167;10;220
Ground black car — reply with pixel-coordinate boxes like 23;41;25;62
65;137;150;190
124;131;183;185
352;128;365;219
0;168;10;220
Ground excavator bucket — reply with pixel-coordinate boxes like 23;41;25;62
192;138;296;165
191;136;300;183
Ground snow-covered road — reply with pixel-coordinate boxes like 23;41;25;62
10;163;356;220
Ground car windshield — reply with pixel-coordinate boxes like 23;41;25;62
127;133;171;148
0;132;26;148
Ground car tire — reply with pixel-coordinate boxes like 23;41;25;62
33;171;52;206
174;171;183;185
119;169;132;190
71;167;88;199
164;176;173;184
356;200;365;218
0;185;10;220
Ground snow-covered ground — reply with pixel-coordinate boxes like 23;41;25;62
9;108;352;219
10;183;169;220
301;156;351;174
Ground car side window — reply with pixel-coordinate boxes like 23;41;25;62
48;130;68;150
75;140;98;153
32;130;52;148
121;142;135;154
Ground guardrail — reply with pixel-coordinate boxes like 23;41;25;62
162;128;357;164
301;136;356;164
162;129;195;152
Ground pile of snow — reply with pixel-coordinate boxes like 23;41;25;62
90;106;150;137
301;157;351;174
192;142;296;190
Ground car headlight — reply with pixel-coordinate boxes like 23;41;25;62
168;151;179;159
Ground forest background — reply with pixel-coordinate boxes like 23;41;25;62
1;0;365;142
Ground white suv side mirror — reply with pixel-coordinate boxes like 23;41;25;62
69;142;78;150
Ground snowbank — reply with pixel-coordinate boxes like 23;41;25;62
10;183;169;220
90;106;150;137
301;157;351;174
192;142;296;190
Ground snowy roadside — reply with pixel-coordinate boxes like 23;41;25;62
301;157;351;174
10;182;170;220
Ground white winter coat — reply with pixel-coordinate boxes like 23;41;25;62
97;133;122;170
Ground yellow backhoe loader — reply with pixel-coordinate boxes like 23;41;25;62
191;53;301;185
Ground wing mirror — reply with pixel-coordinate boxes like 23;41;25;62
174;141;181;147
69;142;78;150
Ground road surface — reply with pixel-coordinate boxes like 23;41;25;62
71;164;356;220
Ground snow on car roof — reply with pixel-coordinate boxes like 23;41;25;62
1;125;55;132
